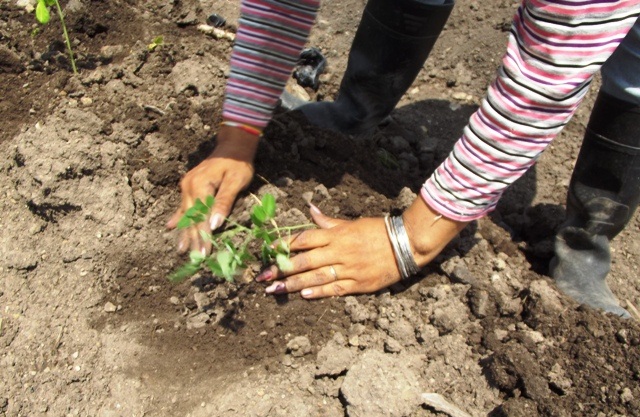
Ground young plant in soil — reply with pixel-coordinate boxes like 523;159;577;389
170;193;312;283
35;0;78;74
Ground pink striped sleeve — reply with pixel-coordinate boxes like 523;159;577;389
422;0;640;221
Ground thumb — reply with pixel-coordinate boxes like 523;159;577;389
310;204;346;229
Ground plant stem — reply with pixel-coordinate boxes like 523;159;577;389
54;0;77;74
268;224;316;233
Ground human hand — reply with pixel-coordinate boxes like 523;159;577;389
255;198;469;298
167;125;261;254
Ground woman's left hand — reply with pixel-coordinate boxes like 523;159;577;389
255;205;401;298
255;198;469;298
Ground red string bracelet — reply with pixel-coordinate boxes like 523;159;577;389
220;121;263;137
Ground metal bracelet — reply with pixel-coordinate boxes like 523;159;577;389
391;215;420;277
384;215;420;280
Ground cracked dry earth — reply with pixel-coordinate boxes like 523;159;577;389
1;0;639;416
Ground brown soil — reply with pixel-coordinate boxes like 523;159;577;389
1;0;639;416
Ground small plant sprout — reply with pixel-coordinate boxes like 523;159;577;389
169;193;312;283
148;36;164;52
35;0;78;74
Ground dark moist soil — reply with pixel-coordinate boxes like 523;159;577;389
1;0;639;416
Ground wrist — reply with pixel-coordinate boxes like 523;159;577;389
220;120;264;137
215;122;263;161
402;197;469;266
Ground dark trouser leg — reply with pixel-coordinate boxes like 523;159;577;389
289;0;454;135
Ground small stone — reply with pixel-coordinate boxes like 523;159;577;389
494;329;509;341
452;92;468;100
187;312;209;329
282;356;294;367
275;177;294;187
548;363;572;395
169;296;180;305
384;337;403;353
620;387;634;403
302;191;314;204
344;296;371;323
396;187;417;211
315;342;355;376
468;288;492;318
314;184;331;200
104;302;117;313
523;330;545;344
287;336;312;357
497;293;523;317
616;329;629;344
80;97;93;106
194;292;210;311
492;258;507;271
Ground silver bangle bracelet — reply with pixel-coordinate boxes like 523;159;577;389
384;215;420;280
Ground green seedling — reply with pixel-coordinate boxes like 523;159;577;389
169;193;312;283
148;36;164;52
377;148;400;170
35;0;78;74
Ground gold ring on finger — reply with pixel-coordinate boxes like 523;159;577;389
329;265;338;281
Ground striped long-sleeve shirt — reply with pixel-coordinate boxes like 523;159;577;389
422;0;640;221
222;0;320;127
222;0;640;221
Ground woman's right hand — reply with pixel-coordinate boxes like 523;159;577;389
167;125;261;254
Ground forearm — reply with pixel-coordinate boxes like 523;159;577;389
422;0;640;221
222;0;321;128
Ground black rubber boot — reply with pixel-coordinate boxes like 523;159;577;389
550;91;640;318
290;0;454;135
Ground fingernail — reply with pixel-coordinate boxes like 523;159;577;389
309;204;321;215
265;282;285;294
301;289;313;298
210;213;224;230
178;241;186;252
201;247;207;257
255;269;273;282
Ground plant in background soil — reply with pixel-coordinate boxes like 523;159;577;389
147;36;164;52
35;0;78;74
170;193;312;283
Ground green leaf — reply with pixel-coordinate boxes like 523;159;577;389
261;244;274;263
205;257;223;277
192;214;207;224
44;0;56;6
192;198;209;215
176;216;192;230
261;193;276;219
184;206;199;219
276;253;293;272
199;229;214;244
275;240;289;254
217;251;235;281
169;263;200;283
189;250;206;264
238;250;254;265
251;206;266;227
35;1;51;24
253;228;272;244
205;195;215;208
